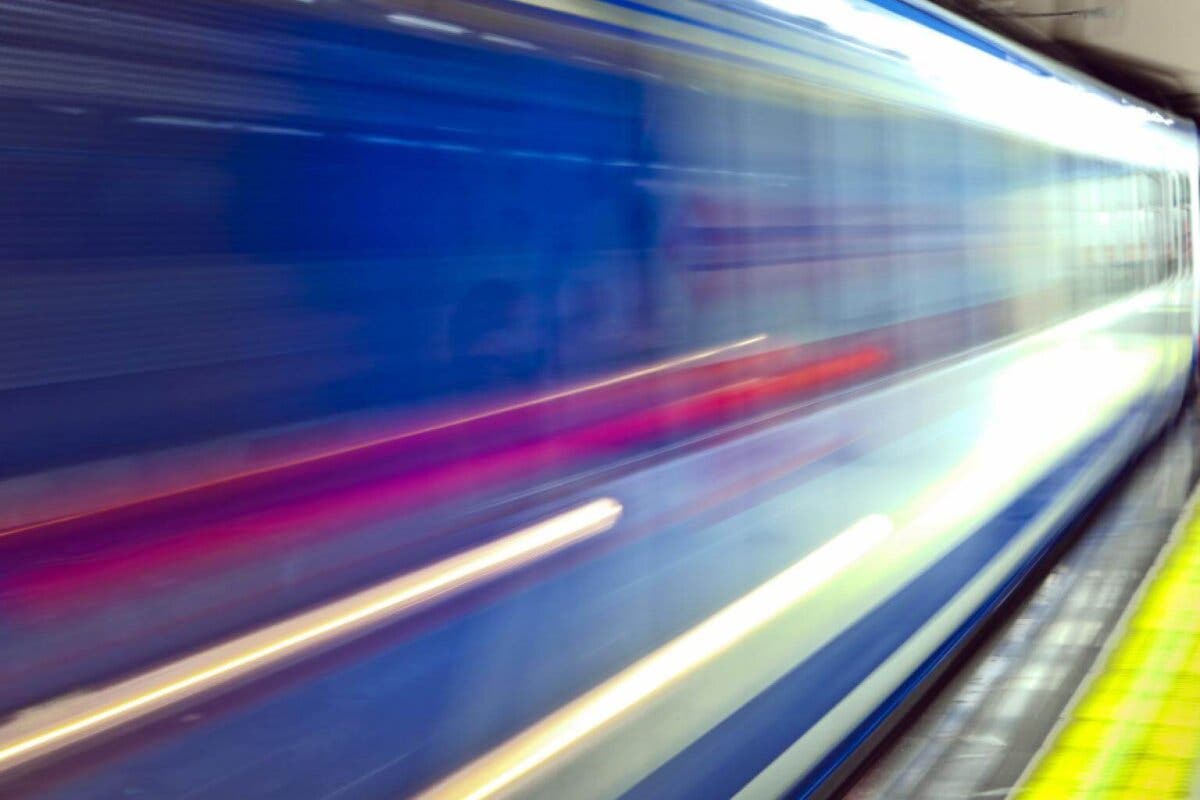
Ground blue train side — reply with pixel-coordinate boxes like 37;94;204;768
0;0;1195;797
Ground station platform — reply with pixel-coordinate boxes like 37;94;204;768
847;405;1200;800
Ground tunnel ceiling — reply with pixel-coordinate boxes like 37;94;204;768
931;0;1200;121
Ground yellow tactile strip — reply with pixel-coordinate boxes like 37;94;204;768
1021;492;1200;799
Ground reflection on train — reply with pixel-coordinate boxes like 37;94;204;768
0;0;1195;798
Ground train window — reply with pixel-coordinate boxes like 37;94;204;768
1186;176;1195;279
1171;172;1181;279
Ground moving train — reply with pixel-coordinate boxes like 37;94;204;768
0;0;1196;797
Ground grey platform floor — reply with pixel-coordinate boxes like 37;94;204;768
846;403;1200;800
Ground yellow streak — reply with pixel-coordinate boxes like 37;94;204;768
0;498;622;771
422;513;893;800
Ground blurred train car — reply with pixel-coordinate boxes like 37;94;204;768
0;0;1197;797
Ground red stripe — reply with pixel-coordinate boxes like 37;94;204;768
6;345;888;612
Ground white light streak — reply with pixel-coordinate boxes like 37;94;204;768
480;33;539;50
0;499;622;772
421;513;893;799
387;13;466;35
